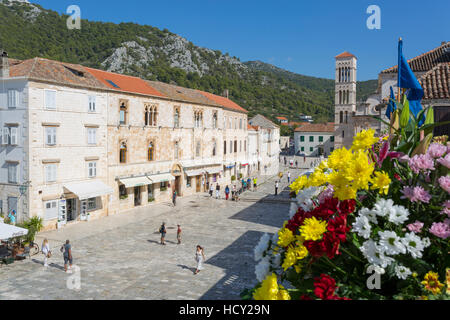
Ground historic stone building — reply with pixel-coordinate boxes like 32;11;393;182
334;41;449;146
294;123;335;157
0;53;250;230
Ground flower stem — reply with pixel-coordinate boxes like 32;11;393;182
340;246;364;263
321;256;347;275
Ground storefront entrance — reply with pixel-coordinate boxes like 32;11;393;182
67;199;77;222
134;187;141;207
196;176;201;193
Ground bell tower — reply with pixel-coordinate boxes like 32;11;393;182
334;52;357;149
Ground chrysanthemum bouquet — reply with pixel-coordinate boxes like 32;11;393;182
245;102;450;300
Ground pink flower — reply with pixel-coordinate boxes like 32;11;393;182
437;154;450;169
318;185;334;204
427;143;447;158
408;154;435;174
429;222;450;239
407;221;424;233
438;176;450;194
442;201;450;218
401;186;432;203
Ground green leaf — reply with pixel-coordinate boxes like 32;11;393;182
400;99;410;128
420;120;450;132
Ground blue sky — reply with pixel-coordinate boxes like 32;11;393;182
31;0;449;81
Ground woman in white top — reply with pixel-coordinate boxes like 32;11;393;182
194;245;206;275
42;239;51;267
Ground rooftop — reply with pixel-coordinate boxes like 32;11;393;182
419;62;450;100
295;123;335;133
335;52;357;60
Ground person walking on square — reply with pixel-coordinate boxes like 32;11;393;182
216;184;221;199
225;185;230;200
287;171;291;184
247;178;251;191
172;190;177;207
61;240;73;273
295;160;298;168
159;222;167;245
42;238;51;267
194;245;206;275
275;181;279;196
253;177;257;191
209;183;214;197
8;210;16;225
232;184;236;200
177;225;182;245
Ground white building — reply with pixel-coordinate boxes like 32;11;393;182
294;123;335;157
248;115;280;176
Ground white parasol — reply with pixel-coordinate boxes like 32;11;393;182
0;222;28;241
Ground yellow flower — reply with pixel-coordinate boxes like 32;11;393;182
318;160;328;171
306;169;327;188
253;273;291;300
327;170;352;188
421;271;444;295
371;171;391;195
327;147;353;171
352;129;378;151
300;217;328;241
277;228;295;248
282;246;298;271
290;175;308;194
346;150;374;190
333;185;357;201
294;265;302;274
446;269;450;295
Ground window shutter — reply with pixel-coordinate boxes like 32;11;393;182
10;127;18;145
2;128;9;145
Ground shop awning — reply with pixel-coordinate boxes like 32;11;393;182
206;167;222;175
185;169;205;177
148;173;175;183
64;180;113;200
0;223;28;241
118;176;152;188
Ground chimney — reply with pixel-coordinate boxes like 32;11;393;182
0;50;9;78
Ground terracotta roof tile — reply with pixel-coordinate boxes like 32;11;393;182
381;42;450;74
336;52;356;59
198;90;248;113
419;62;450;100
295;123;335;133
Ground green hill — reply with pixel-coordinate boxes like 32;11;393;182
0;0;377;123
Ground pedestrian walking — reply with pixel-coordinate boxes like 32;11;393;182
287;171;291;184
253;177;258;191
194;245;206;275
177;225;182;245
284;157;287;166
216;184;221;199
42;238;51;267
159;222;167;245
247;178;251;191
172;190;177;207
232;184;237;200
275;181;279;196
209;183;214;197
60;240;73;273
7;210;16;225
295;160;298;168
225;185;230;200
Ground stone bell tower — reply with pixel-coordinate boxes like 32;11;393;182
334;52;357;149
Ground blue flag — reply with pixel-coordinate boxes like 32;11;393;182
385;86;396;120
397;39;424;120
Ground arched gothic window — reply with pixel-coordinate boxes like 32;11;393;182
120;142;127;163
148;141;155;161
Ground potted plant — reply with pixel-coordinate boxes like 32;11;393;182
231;175;236;182
120;194;128;200
86;213;91;221
148;196;155;203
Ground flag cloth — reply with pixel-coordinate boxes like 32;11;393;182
397;39;424;119
385;86;396;120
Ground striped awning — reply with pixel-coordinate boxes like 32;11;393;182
185;169;205;177
118;176;152;188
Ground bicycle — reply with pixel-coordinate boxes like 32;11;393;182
28;241;40;256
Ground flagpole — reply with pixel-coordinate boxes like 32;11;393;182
397;37;402;103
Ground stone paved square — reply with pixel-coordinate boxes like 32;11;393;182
0;169;302;300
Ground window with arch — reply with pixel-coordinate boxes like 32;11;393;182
230;141;233;153
340;111;344;124
212;112;218;129
120;103;127;125
174;107;180;128
145;105;158;126
239;141;242;152
224;141;227;155
194;110;203;128
174;141;179;160
148;141;155;161
239;118;242;130
120;142;127;163
342;131;345;139
212;140;217;157
196;141;201;157
345;111;348;124
234;140;237;153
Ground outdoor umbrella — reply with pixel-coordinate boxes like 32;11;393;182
0;222;28;241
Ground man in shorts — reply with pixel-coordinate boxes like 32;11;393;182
61;240;73;273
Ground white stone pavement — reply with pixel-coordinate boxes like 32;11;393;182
0;168;305;300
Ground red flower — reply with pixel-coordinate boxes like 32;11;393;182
300;295;313;300
314;274;337;300
338;199;356;215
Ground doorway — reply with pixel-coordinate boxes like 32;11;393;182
196;176;201;193
175;176;181;195
134;187;141;206
67;199;77;222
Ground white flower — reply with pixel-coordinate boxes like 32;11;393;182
272;253;282;268
289;203;298;219
378;230;406;255
388;205;410;225
255;256;271;282
352;215;372;239
401;232;425;258
395;265;412;280
360;240;394;268
254;233;271;262
359;207;378;224
422;237;431;248
299;199;314;212
297;187;319;205
373;199;395;217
